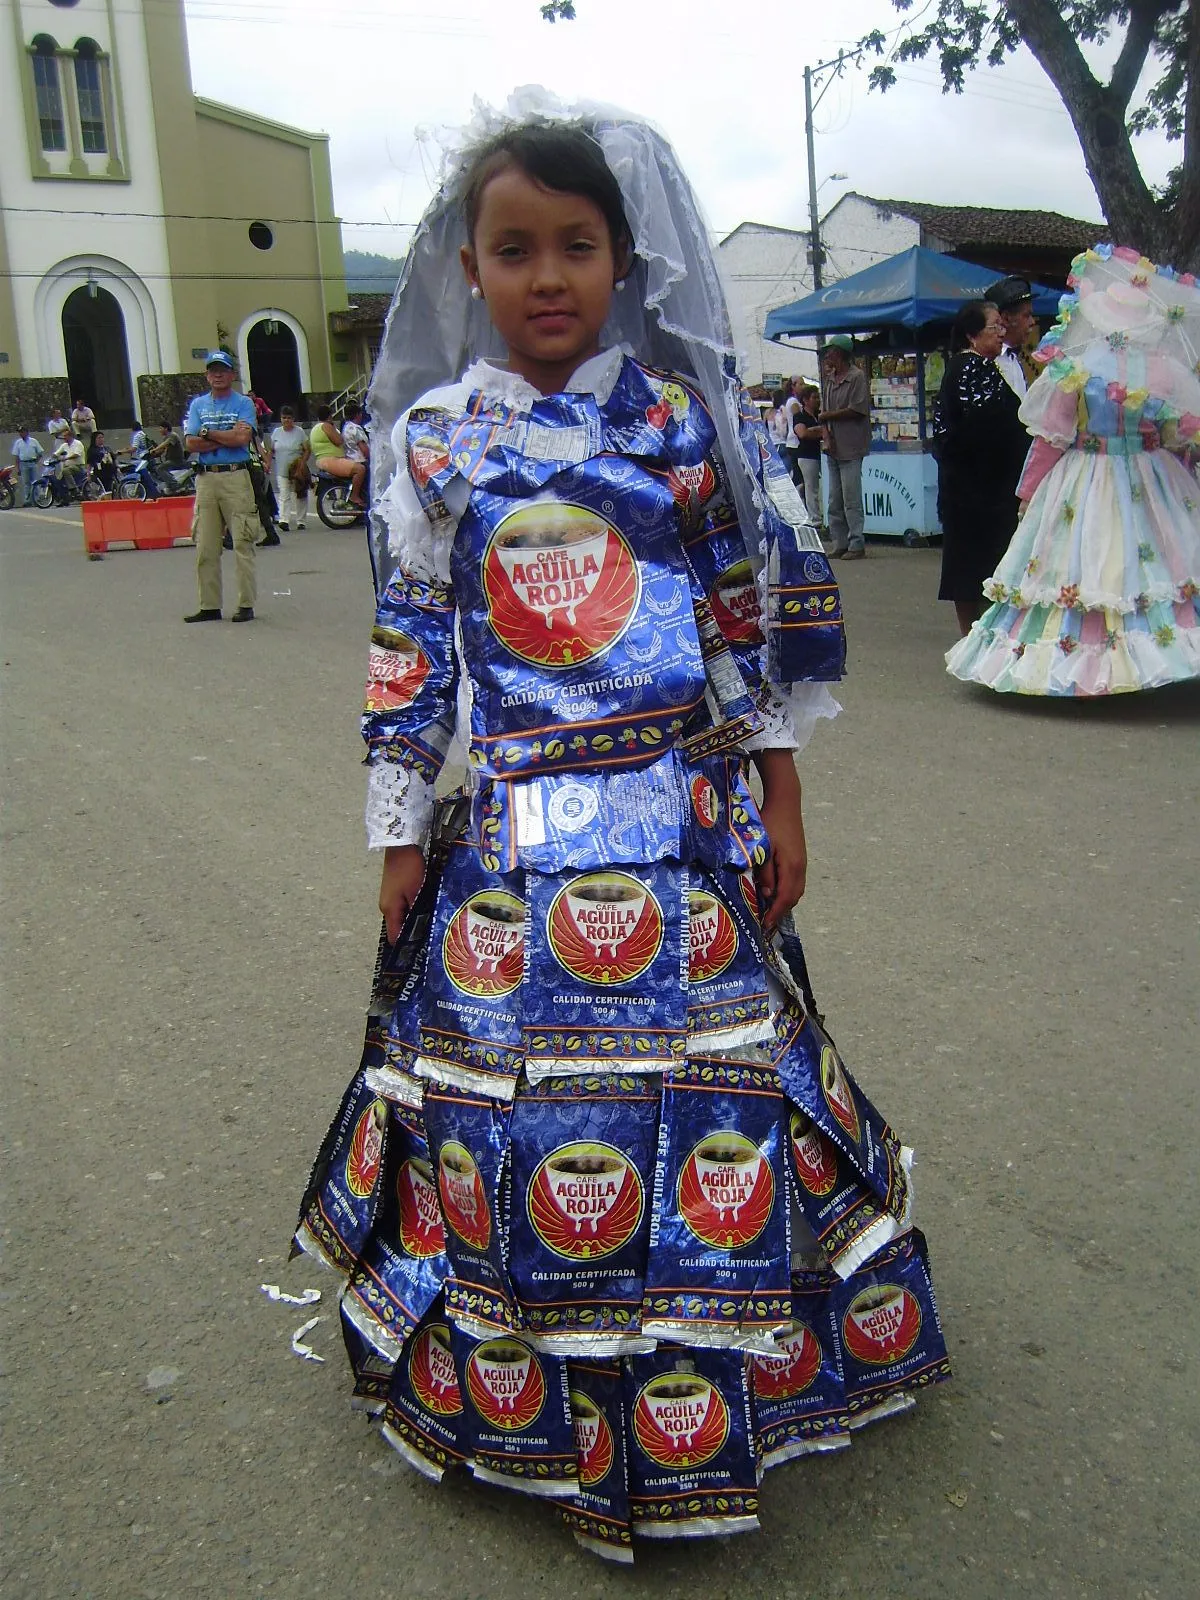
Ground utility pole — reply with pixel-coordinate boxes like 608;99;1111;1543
804;64;824;293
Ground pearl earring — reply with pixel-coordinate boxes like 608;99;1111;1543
614;279;626;293
470;285;483;301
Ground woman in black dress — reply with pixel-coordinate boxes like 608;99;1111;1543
935;302;1031;636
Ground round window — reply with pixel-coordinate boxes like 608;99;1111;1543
248;221;274;251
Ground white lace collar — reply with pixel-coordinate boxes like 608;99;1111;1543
460;346;631;408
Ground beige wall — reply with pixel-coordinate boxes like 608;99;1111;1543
0;217;19;373
193;101;347;392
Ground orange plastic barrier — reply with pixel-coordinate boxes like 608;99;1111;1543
83;496;196;556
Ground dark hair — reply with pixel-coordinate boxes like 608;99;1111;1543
316;404;332;422
460;122;632;258
772;387;789;408
160;421;173;431
280;405;295;419
952;300;998;351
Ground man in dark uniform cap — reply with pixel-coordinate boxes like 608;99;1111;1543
984;275;1037;397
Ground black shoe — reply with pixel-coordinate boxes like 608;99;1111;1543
231;607;255;622
184;608;222;623
257;532;281;547
276;521;290;532
222;532;233;550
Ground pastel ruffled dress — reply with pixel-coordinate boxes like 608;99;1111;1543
947;259;1200;696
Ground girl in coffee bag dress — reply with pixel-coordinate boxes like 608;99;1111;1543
294;93;949;1561
947;245;1200;695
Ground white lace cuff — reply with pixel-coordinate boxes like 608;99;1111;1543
365;761;435;850
744;682;840;756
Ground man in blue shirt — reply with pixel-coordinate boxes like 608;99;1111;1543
183;352;260;622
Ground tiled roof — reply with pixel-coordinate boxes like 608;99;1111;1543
329;292;392;331
859;196;1109;251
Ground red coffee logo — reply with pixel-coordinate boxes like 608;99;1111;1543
465;1338;546;1431
688;890;738;983
632;1373;729;1469
345;1101;386;1199
789;1109;838;1197
365;631;432;713
547;872;663;986
677;1131;775;1250
842;1285;922;1366
437;1141;492;1251
443;890;524;998
409;434;450;488
821;1045;861;1143
482;503;640;669
397;1157;446;1259
739;873;760;923
710;559;763;645
570;1391;615;1486
752;1321;822;1400
409;1324;462;1417
527;1142;643;1260
667;459;717;509
690;774;719;828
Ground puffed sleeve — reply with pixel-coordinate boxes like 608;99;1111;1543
362;412;462;852
683;403;842;754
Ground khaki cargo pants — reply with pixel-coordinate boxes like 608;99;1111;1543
193;466;259;612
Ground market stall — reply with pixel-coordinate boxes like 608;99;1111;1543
764;247;1060;538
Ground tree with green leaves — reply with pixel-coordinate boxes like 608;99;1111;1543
862;2;1197;271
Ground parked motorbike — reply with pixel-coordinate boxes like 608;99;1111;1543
117;455;196;501
29;460;104;508
0;465;16;511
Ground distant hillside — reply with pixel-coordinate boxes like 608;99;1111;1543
344;249;405;293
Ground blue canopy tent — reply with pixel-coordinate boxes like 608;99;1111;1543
763;247;1061;539
763;246;1061;338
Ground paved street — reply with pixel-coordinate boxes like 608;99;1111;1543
2;503;1197;1599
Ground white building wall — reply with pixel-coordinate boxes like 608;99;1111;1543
0;0;179;379
717;224;816;387
819;194;921;282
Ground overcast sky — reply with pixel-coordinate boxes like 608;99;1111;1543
184;0;1175;257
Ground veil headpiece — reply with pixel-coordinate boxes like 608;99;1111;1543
366;87;819;593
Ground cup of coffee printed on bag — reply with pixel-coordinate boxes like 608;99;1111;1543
842;1283;922;1365
566;877;647;958
397;1155;446;1258
437;1140;491;1251
569;1388;615;1485
633;1371;730;1469
466;1338;547;1430
528;1141;643;1260
484;503;639;669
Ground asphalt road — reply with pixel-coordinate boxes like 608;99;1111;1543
3;504;1197;1600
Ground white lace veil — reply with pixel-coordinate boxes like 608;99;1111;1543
366;87;822;595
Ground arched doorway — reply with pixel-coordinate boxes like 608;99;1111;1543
62;285;134;428
246;320;303;418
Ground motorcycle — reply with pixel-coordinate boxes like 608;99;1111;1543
315;471;368;529
0;465;16;511
117;455;196;501
29;459;104;508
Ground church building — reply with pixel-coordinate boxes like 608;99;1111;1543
0;0;351;426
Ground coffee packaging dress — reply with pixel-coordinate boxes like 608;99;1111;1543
293;350;947;1560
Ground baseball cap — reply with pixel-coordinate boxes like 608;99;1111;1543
204;350;235;369
825;334;854;352
984;275;1033;311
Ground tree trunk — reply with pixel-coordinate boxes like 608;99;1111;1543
1174;0;1200;271
1008;0;1176;258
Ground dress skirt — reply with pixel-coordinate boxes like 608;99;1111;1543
947;442;1200;694
293;801;950;1560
